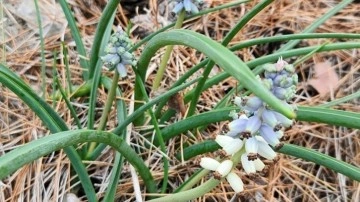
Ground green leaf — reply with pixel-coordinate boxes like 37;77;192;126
136;29;295;118
0;130;157;193
296;106;360;129
58;0;89;79
0;63;97;201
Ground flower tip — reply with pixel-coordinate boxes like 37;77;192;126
200;157;220;171
226;172;244;193
216;160;233;177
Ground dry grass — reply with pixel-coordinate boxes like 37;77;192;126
1;0;360;201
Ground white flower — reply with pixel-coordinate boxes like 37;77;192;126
255;136;277;160
241;153;256;174
226;172;244;193
215;135;243;155
200;158;244;193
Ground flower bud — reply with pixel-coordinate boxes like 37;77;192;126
263;63;277;72
226;172;244;193
253;158;265;171
234;96;242;107
244;96;263;112
284;64;295;73
200;157;220;171
116;63;127;78
229;110;238;120
273;87;287;100
216;160;233;177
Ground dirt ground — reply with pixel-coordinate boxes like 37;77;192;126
1;0;360;201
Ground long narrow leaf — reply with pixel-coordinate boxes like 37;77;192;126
137;29;295;118
0;64;97;201
0;130;157;193
58;0;89;79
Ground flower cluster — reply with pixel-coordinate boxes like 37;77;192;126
171;0;204;15
101;27;136;78
200;58;298;193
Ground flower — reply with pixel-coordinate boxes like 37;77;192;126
200;158;244;193
101;27;136;77
171;0;204;15
215;135;243;155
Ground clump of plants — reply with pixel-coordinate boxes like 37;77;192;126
1;0;359;201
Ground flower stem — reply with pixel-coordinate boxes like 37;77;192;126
152;9;186;90
86;71;119;158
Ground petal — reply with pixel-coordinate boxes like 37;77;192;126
259;124;280;147
183;0;192;11
215;135;235;148
245;137;258;154
261;109;278;128
226;172;244;193
190;3;199;13
229;110;238;120
223;138;243;155
234;96;242;107
257;140;277;160
273;111;293;128
245;96;263;112
245;116;261;134
116;63;127;78
241;153;256;174
275;130;284;139
253;159;265;171
273;87;287;100
200;157;220;171
172;2;184;14
228;118;247;133
216;160;233;177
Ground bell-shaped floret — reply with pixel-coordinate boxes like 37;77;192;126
253;158;265;171
259;124;280;147
226;172;244;193
215;135;243;155
216;160;234;177
273;111;293;128
244;115;262;135
245;137;258;160
241;153;256;174
200;157;220;171
255;136;277;160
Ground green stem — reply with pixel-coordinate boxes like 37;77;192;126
152;9;186;90
87;72;120;157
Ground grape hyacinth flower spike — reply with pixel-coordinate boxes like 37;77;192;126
101;27;136;78
171;0;204;15
201;57;297;193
